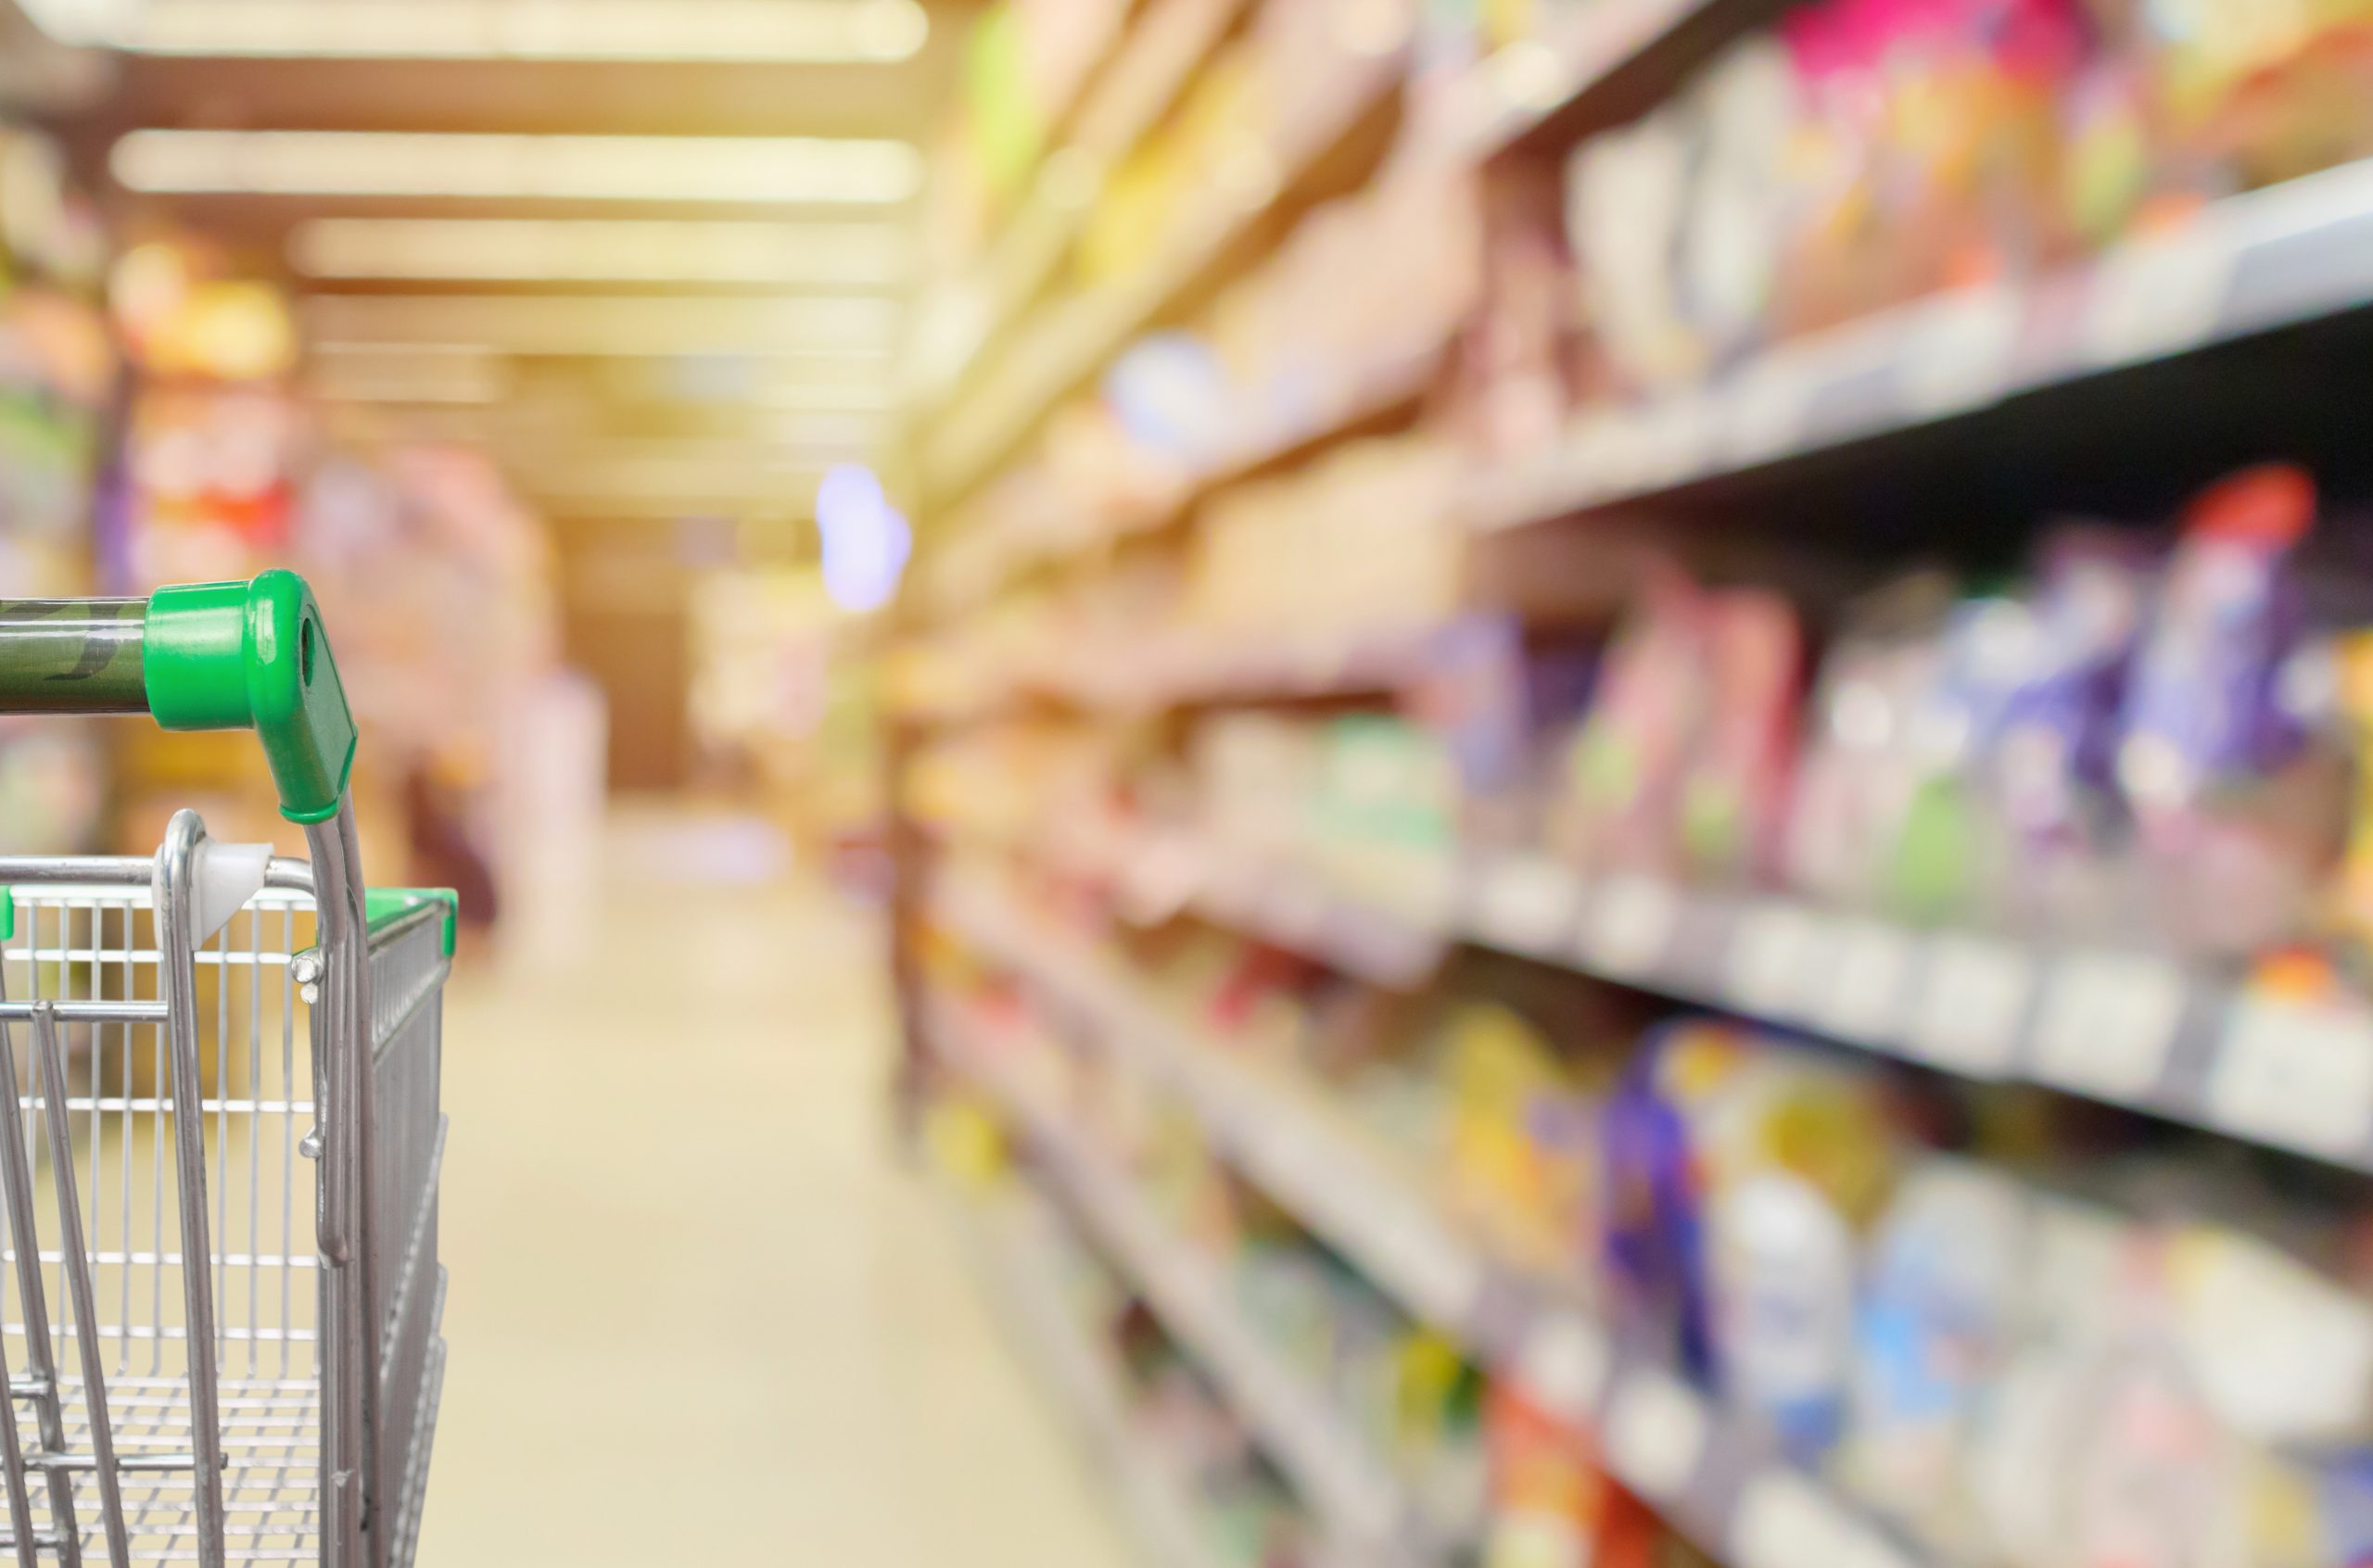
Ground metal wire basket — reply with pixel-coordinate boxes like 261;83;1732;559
0;575;452;1567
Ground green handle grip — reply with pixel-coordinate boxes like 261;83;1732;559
0;572;357;825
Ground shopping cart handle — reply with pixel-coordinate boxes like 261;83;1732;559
0;571;357;825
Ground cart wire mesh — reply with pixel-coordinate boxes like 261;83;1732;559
0;867;447;1567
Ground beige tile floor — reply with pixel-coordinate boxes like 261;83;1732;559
415;816;1132;1566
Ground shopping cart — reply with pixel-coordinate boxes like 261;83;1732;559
0;573;451;1567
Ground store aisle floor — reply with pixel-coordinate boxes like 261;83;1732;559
414;813;1132;1567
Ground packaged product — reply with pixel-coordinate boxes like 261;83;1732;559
1482;1382;1601;1568
1677;588;1804;884
2134;0;2373;192
1785;571;1959;909
1555;570;1708;876
1771;0;2088;335
2118;464;2341;954
1840;1158;2032;1554
1436;1001;1594;1274
1463;165;1582;455
1600;1020;1897;1403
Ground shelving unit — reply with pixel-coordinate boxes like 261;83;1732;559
926;999;1442;1568
940;1184;1234;1568
907;0;1255;420
996;816;2373;1175
921;43;1405;508
1462;155;2373;535
935;871;1933;1568
897;3;2373;1567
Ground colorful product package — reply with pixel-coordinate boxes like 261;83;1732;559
1556;570;1709;877
1599;1018;1897;1413
1678;588;1805;884
2118;464;2342;954
1840;1157;2032;1554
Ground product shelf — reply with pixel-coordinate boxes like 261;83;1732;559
925;996;1444;1568
1463;155;2373;536
1438;0;1788;159
907;0;1256;416
934;872;1936;1568
999;817;2373;1177
938;1182;1236;1568
923;340;1440;622
922;44;1406;509
895;618;1447;730
920;0;1808;521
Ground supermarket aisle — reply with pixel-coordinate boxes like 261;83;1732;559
414;812;1131;1567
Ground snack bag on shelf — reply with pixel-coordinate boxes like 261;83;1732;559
1464;164;1583;455
2117;464;2342;955
1677;588;1804;885
1839;1157;2033;1556
1600;1019;1897;1413
1674;38;1800;374
2136;0;2373;193
1554;570;1708;877
1772;0;2088;335
1435;1002;1596;1275
1785;571;1960;909
1565;103;1706;395
1481;1382;1615;1568
1998;530;2153;820
1311;714;1462;921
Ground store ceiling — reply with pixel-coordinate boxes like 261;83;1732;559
9;0;973;525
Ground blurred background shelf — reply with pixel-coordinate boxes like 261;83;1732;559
940;1182;1237;1568
933;871;1936;1568
1463;156;2373;536
978;818;2373;1175
925;996;1444;1568
921;44;1407;509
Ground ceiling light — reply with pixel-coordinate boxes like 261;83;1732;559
605;354;895;403
775;412;883;449
308;356;514;406
288;218;911;285
112;130;923;205
301;295;900;357
28;0;928;60
762;383;899;412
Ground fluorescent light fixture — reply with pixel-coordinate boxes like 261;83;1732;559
761;383;899;412
112;130;922;205
775;412;884;449
27;0;927;59
302;295;900;357
288;218;911;285
513;449;831;501
305;341;514;402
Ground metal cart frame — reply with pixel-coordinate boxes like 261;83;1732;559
0;574;452;1567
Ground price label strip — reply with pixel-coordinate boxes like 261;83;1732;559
1732;1470;1922;1568
1899;283;2022;417
2210;997;2373;1164
1905;934;2033;1078
1604;1370;1710;1504
1513;1311;1610;1425
1580;874;1684;981
2080;221;2237;370
1817;918;1915;1043
1725;903;1830;1022
1471;854;1585;958
2031;952;2187;1103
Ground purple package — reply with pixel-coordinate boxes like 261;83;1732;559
2116;466;2316;829
1989;527;2155;841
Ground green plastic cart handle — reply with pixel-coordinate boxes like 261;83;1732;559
0;571;357;824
